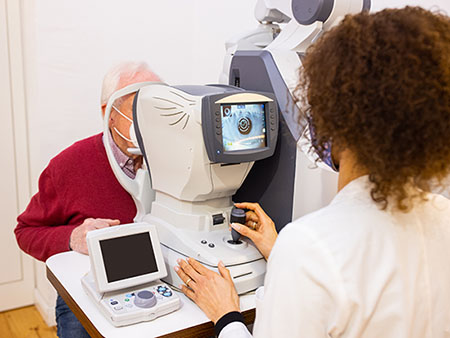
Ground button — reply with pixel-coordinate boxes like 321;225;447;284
216;130;221;135
201;240;207;244
114;305;123;311
124;298;130;302
208;243;215;248
212;214;225;225
270;108;273;113
270;121;275;125
110;301;118;305
270;114;275;119
271;127;275;131
137;290;153;299
134;290;157;308
216;124;221;129
215;117;220;122
126;293;133;298
215;111;220;116
163;291;172;297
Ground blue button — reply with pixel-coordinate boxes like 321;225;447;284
126;293;133;298
163;291;172;297
110;301;118;305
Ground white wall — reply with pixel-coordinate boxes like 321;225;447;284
16;0;450;326
22;0;450;190
23;0;259;187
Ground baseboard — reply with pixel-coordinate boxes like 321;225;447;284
34;287;57;327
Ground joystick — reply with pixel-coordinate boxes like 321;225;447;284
229;207;246;244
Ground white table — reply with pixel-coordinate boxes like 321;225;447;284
46;252;256;338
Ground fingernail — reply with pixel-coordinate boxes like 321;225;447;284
218;261;224;268
177;258;182;264
231;223;240;230
179;285;183;289
174;266;179;271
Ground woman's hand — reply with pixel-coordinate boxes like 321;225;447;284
174;258;240;324
232;202;277;260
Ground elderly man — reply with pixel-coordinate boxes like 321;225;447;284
15;61;161;338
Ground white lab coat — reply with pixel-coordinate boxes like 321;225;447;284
221;175;450;338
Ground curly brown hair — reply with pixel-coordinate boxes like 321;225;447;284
294;6;450;211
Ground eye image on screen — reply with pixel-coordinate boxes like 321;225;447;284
221;103;267;151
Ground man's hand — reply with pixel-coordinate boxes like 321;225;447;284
69;218;120;254
175;258;240;324
231;202;277;260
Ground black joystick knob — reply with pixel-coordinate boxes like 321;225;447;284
229;207;246;244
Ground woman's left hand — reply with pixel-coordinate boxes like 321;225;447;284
175;257;240;323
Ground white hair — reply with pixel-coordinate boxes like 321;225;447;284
100;61;160;107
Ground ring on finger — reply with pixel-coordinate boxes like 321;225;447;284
185;278;192;287
251;221;257;230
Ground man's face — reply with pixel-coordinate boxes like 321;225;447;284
109;93;137;157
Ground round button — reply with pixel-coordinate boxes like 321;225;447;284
215;111;220;116
157;286;167;294
201;240;207;244
208;243;215;248
134;290;157;308
163;291;173;297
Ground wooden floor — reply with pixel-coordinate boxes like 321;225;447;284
0;305;57;338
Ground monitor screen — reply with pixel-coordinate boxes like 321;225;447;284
100;232;158;283
221;103;267;151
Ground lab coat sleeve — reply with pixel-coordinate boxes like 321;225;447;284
252;224;349;337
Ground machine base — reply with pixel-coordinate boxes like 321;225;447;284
160;245;266;295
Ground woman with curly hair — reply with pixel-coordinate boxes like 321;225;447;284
175;7;450;337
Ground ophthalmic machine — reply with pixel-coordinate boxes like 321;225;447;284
100;0;370;295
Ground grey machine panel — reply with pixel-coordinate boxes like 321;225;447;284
292;0;335;25
230;50;304;231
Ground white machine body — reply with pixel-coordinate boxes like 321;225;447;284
134;85;278;294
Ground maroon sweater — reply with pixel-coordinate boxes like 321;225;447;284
15;133;137;262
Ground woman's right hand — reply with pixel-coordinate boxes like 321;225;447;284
231;202;277;260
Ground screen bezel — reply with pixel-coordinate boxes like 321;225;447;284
87;223;167;293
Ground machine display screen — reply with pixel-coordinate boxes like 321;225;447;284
221;103;267;151
100;232;158;283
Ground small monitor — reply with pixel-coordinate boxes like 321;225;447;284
87;223;167;293
202;91;278;163
221;103;267;152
